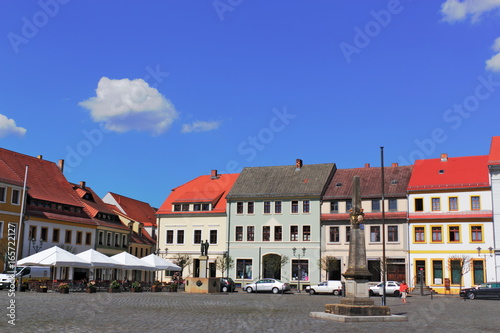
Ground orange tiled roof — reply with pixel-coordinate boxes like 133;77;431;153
106;192;157;227
488;136;500;165
157;172;239;214
407;155;490;191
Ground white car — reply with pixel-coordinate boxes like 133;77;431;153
369;281;401;296
306;280;343;295
244;278;291;294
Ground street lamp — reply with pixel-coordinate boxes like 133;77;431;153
292;247;306;293
477;246;493;283
31;238;43;253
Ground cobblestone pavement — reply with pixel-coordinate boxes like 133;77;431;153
1;290;499;333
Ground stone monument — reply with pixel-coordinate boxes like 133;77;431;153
185;240;220;293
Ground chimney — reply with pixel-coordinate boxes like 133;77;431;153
211;169;218;179
364;163;370;168
296;159;303;169
80;181;86;189
440;153;448;162
37;155;43;159
392;163;398;167
58;159;65;173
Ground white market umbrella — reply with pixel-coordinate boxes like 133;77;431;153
140;254;181;271
110;252;155;270
76;249;123;268
18;246;92;268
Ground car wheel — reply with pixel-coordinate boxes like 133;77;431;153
272;287;280;294
333;290;340;296
309;289;316;295
246;287;253;293
393;290;400;297
369;290;374;296
222;286;228;292
467;292;475;300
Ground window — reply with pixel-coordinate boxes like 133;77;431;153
371;200;380;212
85;232;92;246
0;221;3;238
274;226;282;241
290;226;298;241
202;203;210;211
389;199;397;211
431;198;440;211
113;233;119;247
177;230;184;244
52;229;60;243
275;201;282;214
370;226;380;242
346;226;351;243
415;198;424;212
329;226;340;243
181;204;189;211
40;227;48;242
414;226;425;242
194;230;202;244
166;230;174;244
247;202;254;214
263;226;270;241
432;260;443;285
235;226;243;241
66;230;73;244
449;226;460;242
387;225;398;242
346;200;352;212
98;231;104;245
431;226;442;242
247;226;254;241
292;259;309;281
471;225;482;242
330;201;339;213
193;204;201;211
29;225;37;239
450;259;462;284
106;232;111;246
303;200;310;213
471;196;480;210
303;226;311;241
76;231;83;245
0;187;5;202
210;230;217;244
236;259;252;279
264;201;271;214
449;197;458;211
122;235;127;248
473;260;484;285
12;189;20;205
291;201;299;214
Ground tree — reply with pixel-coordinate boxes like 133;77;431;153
263;254;288;279
317;256;340;280
448;255;471;292
215;255;234;277
57;244;77;254
172;253;192;278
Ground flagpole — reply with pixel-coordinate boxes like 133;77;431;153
15;165;29;292
380;147;387;306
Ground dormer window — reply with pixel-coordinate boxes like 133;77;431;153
202;203;210;211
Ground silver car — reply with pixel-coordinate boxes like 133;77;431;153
369;281;401;296
245;278;291;294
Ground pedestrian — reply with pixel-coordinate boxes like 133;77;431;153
399;281;409;303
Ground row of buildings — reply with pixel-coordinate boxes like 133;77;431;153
156;137;500;294
1;136;499;293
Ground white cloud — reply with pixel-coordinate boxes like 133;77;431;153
79;77;178;135
181;121;221;133
441;0;500;23
486;37;500;71
0;114;26;138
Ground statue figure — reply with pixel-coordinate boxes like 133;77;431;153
204;240;209;255
200;240;205;256
349;207;364;229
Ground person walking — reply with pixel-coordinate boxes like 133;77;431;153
399;281;409;303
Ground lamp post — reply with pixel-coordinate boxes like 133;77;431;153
293;247;306;293
477;246;493;283
31;238;43;253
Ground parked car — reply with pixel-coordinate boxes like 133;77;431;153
306;280;343;295
220;277;236;292
244;278;291;294
460;282;500;299
0;266;50;289
369;281;401;296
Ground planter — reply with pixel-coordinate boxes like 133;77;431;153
130;287;142;293
38;288;48;293
60;288;69;294
166;288;178;292
86;288;97;293
151;286;162;292
108;288;121;293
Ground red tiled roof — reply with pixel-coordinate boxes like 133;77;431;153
157;173;239;214
105;192;158;227
322;211;407;221
488;136;500;165
323;165;413;199
0;148;85;207
408;155;489;191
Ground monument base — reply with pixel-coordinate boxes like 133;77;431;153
184;277;220;294
310;311;407;322
326;304;390;316
340;297;374;306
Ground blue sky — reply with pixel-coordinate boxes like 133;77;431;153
1;0;500;208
